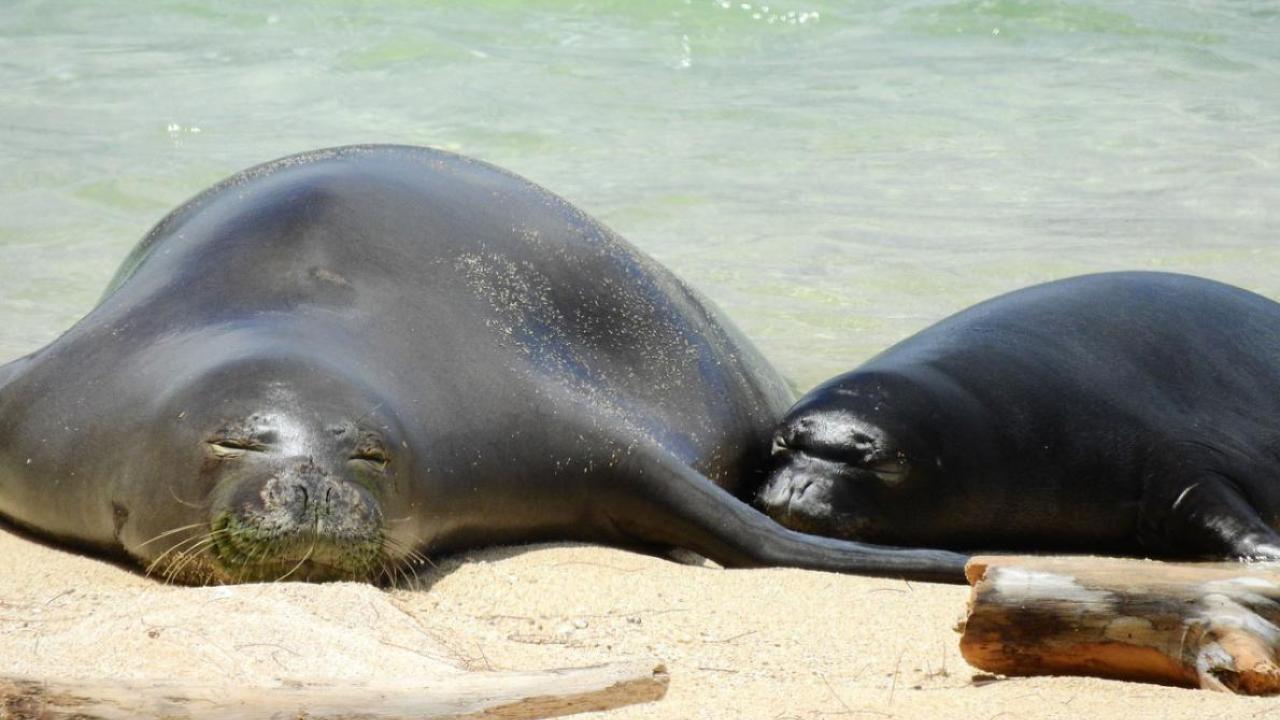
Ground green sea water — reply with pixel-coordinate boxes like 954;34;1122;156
1;0;1277;390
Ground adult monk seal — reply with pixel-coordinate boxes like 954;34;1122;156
758;272;1280;561
0;144;965;584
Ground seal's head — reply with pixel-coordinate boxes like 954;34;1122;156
756;371;962;545
118;354;421;585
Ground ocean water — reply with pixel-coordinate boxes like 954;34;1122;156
1;0;1276;390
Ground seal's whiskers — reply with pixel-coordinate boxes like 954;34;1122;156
274;537;317;582
144;528;217;579
135;523;209;549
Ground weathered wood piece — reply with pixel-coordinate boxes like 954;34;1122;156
959;555;1280;694
0;660;668;720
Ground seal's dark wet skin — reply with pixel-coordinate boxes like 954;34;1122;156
0;145;967;585
758;272;1280;561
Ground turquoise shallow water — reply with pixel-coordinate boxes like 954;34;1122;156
1;0;1277;390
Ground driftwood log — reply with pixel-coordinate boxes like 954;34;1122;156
959;555;1280;694
0;660;668;720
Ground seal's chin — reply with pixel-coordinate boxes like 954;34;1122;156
201;511;387;584
759;466;833;531
756;460;878;541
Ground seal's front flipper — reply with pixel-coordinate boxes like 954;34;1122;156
611;450;968;584
1163;478;1280;559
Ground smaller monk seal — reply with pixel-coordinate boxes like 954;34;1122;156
0;145;966;585
758;272;1280;560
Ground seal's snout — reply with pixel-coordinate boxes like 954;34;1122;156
758;438;886;540
262;461;372;528
250;458;384;534
756;460;835;532
774;411;885;465
209;456;387;582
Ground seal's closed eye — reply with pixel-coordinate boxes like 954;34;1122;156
207;438;267;459
865;457;909;485
350;449;388;468
350;433;389;469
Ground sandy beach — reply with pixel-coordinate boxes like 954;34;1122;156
0;524;1270;719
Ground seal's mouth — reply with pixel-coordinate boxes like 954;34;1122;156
205;511;386;583
756;457;883;541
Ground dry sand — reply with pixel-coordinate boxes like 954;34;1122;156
0;526;1272;719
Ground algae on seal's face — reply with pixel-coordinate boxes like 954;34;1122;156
206;506;385;584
